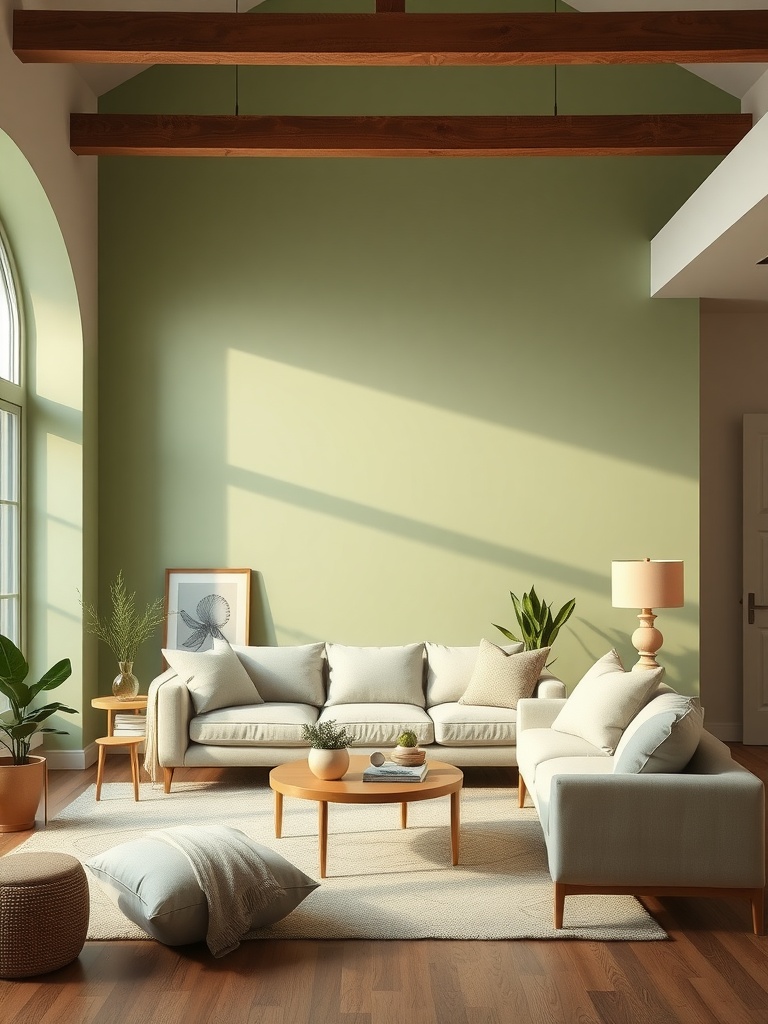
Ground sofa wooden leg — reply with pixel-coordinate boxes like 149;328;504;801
163;767;174;794
554;883;565;929
751;888;765;935
518;773;527;809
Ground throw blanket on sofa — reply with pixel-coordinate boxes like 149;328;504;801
152;825;286;957
144;669;175;784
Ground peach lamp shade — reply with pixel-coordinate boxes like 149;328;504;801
611;558;684;670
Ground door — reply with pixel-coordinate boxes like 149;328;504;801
743;413;768;743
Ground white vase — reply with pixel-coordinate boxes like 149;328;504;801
308;747;349;781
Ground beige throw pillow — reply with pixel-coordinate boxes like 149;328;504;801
425;641;524;706
551;649;664;754
163;638;263;714
458;640;550;710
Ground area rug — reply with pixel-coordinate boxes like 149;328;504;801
12;780;667;942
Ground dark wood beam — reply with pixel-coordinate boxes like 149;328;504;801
376;1;406;12
69;113;752;158
15;10;768;66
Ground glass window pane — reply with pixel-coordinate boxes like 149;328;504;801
0;596;18;642
0;503;18;595
0;404;19;502
0;230;19;386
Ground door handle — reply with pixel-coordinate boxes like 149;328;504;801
747;592;768;624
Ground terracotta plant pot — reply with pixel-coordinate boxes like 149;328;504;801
307;747;350;781
0;755;46;833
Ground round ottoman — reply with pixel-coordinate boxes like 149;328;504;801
0;852;89;978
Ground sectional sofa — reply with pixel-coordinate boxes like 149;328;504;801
145;637;565;792
516;651;766;933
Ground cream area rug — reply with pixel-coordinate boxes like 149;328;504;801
13;779;667;942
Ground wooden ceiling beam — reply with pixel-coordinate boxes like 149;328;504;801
15;10;768;67
69;113;752;158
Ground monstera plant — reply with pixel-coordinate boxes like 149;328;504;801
0;633;75;765
0;632;76;833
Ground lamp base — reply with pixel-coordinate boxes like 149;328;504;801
630;609;664;670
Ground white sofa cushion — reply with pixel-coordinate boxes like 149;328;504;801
190;703;319;746
85;825;317;947
316;703;434;747
517;726;608;786
429;702;517;746
163;639;263;714
459;641;550;710
230;642;326;707
613;692;704;774
325;643;426;707
425;641;523;706
551;649;664;754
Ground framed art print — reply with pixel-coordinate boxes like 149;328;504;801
164;568;251;653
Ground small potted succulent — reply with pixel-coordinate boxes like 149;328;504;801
391;729;426;767
302;720;353;780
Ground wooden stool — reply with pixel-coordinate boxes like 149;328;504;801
95;735;143;801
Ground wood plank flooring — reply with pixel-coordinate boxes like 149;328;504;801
1;747;766;1024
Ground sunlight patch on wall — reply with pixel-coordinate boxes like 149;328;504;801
226;347;696;563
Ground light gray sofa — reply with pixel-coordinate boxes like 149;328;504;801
516;677;766;934
147;639;565;793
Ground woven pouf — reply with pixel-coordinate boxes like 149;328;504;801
0;852;89;978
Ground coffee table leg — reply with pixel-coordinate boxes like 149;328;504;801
274;791;283;838
450;790;460;865
401;801;408;829
318;801;328;879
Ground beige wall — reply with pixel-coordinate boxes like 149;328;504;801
700;299;768;739
0;1;100;763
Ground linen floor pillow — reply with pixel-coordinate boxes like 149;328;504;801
163;638;263;714
325;643;426;707
551;649;664;754
458;640;550;709
613;693;704;774
85;826;318;948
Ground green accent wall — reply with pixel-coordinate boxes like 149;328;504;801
98;2;738;695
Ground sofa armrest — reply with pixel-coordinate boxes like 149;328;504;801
546;759;765;889
517;697;566;733
155;671;192;767
535;672;566;700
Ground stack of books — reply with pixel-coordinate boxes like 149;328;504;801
113;713;147;737
362;761;429;783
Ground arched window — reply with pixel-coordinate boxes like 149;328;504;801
0;223;22;644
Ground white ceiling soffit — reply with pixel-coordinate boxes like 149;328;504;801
651;112;768;300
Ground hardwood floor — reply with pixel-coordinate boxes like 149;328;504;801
1;747;767;1024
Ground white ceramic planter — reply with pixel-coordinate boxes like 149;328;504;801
308;746;350;781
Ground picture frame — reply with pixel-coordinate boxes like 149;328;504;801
163;568;251;653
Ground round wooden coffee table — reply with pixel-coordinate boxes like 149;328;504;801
269;755;463;878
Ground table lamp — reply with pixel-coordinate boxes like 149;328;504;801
611;558;684;669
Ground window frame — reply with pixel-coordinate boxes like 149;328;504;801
0;220;25;650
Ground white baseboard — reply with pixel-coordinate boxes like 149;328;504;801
44;743;98;770
705;722;742;742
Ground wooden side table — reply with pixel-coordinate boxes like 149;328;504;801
91;696;148;801
95;737;143;801
91;695;147;736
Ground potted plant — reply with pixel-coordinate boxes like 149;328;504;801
391;729;426;766
0;633;75;832
493;586;575;660
301;720;352;780
81;570;165;699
